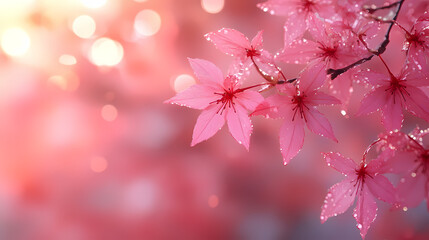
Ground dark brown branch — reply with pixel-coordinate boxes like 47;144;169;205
327;55;374;79
277;78;297;84
363;1;401;14
327;0;404;80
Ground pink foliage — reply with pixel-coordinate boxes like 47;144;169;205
253;62;340;164
321;152;396;239
166;58;263;150
380;128;429;210
167;1;429;238
357;63;429;131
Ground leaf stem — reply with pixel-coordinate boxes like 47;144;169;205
250;55;296;84
362;138;384;163
377;55;395;77
250;55;277;83
236;83;271;93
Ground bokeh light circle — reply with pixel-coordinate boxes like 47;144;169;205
80;0;107;9
48;75;68;90
72;15;96;39
90;38;124;67
201;0;225;14
59;54;77;65
1;28;31;57
174;74;195;93
101;104;118;122
134;9;162;37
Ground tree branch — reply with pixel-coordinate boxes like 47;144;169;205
363;1;401;14
327;0;404;80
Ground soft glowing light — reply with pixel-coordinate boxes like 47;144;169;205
80;0;107;9
48;75;68;90
0;0;34;9
101;104;118;122
48;73;80;91
59;54;77;65
208;195;219;208
1;28;31;57
201;0;224;14
134;9;162;37
174;74;195;93
340;110;347;116
90;38;123;66
72;15;96;39
91;156;108;173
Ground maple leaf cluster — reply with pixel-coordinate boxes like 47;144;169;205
166;0;429;238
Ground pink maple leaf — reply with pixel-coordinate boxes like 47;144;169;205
276;18;365;69
165;58;264;150
376;130;411;153
252;62;340;164
321;152;396;239
403;11;429;79
204;28;276;76
356;63;429;132
332;0;365;25
276;18;369;105
381;128;429;210
257;0;335;42
205;28;264;61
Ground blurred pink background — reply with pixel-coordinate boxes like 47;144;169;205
0;0;428;239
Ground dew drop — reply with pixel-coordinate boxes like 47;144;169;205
357;224;362;229
411;172;417;177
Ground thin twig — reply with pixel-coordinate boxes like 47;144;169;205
327;55;374;79
327;0;404;80
363;1;401;14
362;138;384;163
250;55;296;84
250;55;277;83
